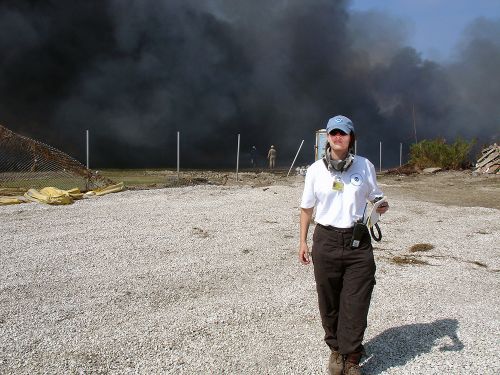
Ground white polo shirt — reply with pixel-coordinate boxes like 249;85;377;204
300;155;383;228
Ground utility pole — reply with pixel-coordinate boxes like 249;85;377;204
400;142;403;167
412;104;418;144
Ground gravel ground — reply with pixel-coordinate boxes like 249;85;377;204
1;176;499;374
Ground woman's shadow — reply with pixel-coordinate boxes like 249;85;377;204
362;318;464;374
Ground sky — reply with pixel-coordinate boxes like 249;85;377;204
350;0;500;61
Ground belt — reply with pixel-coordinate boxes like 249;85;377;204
317;223;354;233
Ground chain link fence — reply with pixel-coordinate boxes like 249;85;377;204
0;124;112;195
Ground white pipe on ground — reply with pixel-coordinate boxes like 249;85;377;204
287;140;304;177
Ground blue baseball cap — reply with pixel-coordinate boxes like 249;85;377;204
326;115;355;134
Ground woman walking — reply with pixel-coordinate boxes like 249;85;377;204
299;115;389;375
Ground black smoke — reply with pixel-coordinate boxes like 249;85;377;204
0;0;498;168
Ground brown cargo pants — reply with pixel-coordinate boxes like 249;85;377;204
312;223;376;355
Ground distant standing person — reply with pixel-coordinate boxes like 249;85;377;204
250;146;258;168
267;145;277;169
299;115;389;375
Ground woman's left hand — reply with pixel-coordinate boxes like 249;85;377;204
376;201;389;214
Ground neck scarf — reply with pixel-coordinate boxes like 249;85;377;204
324;146;354;172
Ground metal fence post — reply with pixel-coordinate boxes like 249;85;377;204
236;134;240;181
86;129;89;169
177;131;180;180
379;141;382;172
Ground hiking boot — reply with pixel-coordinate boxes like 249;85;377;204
343;352;362;375
343;361;362;375
328;350;344;375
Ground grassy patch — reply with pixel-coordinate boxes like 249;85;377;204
409;243;434;252
98;169;231;188
99;169;168;187
0;172;99;191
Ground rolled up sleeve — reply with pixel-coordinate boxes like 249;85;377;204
300;167;316;208
366;161;383;201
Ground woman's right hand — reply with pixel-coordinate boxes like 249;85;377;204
299;208;314;265
299;242;311;265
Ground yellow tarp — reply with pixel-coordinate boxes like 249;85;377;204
85;182;125;196
13;183;125;205
24;187;80;205
42;187;84;199
0;196;27;205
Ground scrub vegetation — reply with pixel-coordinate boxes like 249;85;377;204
409;138;475;170
390;256;430;266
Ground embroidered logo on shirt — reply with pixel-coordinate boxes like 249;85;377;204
350;173;363;186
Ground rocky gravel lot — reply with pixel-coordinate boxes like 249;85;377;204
1;172;499;374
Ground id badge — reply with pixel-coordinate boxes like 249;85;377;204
332;175;344;191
